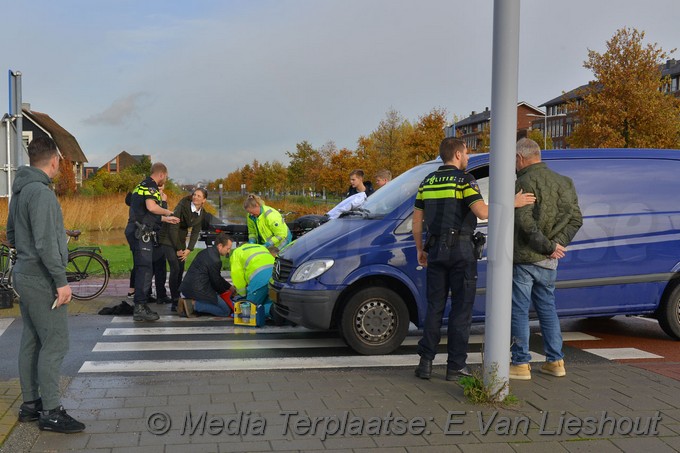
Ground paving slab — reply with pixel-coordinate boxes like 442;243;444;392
0;363;675;452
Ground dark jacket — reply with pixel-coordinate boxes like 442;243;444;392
7;166;68;286
514;162;583;264
127;176;163;230
159;196;205;251
345;181;374;198
179;246;231;302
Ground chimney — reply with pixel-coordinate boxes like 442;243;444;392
485;107;489;112
471;111;476;116
22;102;31;112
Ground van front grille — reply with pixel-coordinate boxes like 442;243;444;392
273;257;294;282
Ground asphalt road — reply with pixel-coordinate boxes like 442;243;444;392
3;306;659;380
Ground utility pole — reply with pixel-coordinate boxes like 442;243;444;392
484;0;521;401
2;70;24;203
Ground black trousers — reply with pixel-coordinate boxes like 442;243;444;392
125;223;137;291
152;245;167;299
126;223;155;305
417;238;478;370
161;244;184;301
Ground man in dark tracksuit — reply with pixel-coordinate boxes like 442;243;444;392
7;137;84;433
412;138;488;381
124;163;179;322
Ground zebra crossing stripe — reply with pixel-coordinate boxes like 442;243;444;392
91;336;487;352
94;338;348;351
103;326;311;335
111;315;241;323
0;319;14;337
583;348;663;360
78;352;547;373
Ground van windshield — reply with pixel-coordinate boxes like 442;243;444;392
360;162;440;217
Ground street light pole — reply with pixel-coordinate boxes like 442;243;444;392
526;112;547;149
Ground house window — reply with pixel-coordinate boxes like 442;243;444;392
22;131;33;150
672;76;679;92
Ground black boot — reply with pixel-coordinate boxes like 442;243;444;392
18;398;42;422
446;366;472;381
414;357;432;380
133;303;160;322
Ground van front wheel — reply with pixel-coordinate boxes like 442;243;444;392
657;284;680;340
340;287;409;355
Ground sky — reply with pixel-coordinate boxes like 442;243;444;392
2;0;679;184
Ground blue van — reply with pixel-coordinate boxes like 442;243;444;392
269;149;680;354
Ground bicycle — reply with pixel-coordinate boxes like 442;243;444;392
65;229;110;300
0;231;110;303
0;241;19;308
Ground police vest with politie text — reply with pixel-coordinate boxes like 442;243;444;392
415;166;486;256
126;177;164;243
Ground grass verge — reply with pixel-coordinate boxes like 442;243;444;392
458;364;520;407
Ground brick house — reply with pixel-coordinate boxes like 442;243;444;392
453;102;544;152
98;151;149;175
22;105;88;186
533;59;680;149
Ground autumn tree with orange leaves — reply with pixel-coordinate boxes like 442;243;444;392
568;28;680;149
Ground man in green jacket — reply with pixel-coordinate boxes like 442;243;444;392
510;138;583;381
7;137;84;433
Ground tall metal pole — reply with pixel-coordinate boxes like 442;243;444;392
4;116;11;204
484;0;521;400
13;71;23;167
543;114;547;149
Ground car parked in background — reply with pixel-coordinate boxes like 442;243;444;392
269;149;680;355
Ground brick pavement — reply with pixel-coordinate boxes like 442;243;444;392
0;280;128;448
1;363;680;452
2;281;680;451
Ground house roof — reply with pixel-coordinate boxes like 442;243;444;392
23;109;88;163
517;101;545;115
541;59;679;107
117;151;144;168
454;108;491;128
662;59;680;77
97;151;148;173
454;101;543;127
540;83;595;107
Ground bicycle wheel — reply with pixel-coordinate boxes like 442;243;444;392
67;251;110;300
0;248;11;286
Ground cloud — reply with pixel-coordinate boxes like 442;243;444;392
83;92;147;126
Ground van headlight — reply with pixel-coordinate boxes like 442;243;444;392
291;259;334;282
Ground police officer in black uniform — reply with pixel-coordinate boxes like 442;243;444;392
413;137;535;380
125;162;179;322
412;138;488;380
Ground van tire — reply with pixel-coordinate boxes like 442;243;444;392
657;284;680;340
340;287;409;355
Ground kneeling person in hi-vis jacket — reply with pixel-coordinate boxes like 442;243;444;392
229;243;278;318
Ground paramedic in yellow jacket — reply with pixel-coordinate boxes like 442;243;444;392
229;243;277;317
244;194;292;249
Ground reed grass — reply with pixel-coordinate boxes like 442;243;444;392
0;193;334;244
